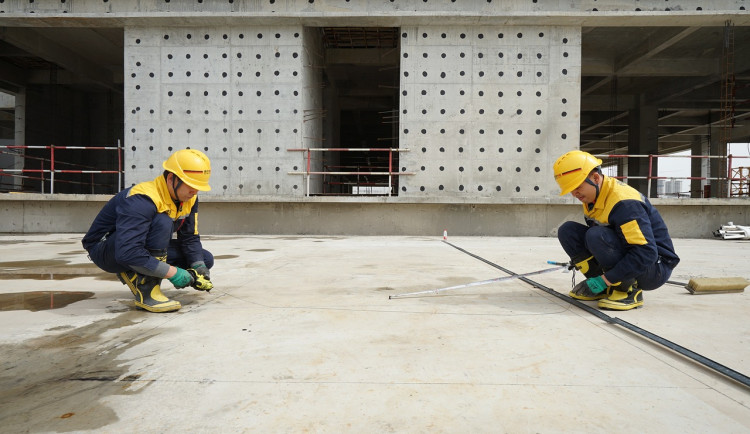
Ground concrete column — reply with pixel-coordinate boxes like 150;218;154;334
12;89;25;191
617;157;627;182
321;85;340;194
627;97;658;197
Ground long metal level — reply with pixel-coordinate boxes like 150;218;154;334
441;240;750;390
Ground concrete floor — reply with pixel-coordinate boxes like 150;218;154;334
0;234;749;433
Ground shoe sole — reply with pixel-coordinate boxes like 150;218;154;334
135;300;182;313
598;300;644;310
568;291;609;301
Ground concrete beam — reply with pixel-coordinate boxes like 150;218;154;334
0;27;118;91
325;48;399;66
0;59;27;89
616;27;700;72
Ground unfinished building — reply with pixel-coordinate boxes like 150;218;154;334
0;1;749;235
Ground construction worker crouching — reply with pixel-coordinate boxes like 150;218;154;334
82;149;214;312
553;150;680;310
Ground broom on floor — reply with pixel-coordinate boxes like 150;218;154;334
667;277;749;294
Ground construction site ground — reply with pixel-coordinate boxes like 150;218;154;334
0;234;748;433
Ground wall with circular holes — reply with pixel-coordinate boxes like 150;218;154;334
399;26;580;198
124;26;322;196
124;24;577;198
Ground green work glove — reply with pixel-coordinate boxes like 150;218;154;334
190;261;211;280
168;267;194;289
583;276;608;294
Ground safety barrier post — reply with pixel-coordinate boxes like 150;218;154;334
727;154;733;197
646;154;653;198
117;139;122;192
50;145;55;194
388;148;393;196
306;149;311;197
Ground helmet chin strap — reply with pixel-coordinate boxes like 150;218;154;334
584;170;602;210
169;173;184;203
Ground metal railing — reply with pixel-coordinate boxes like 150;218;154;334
287;147;414;196
0;142;123;194
594;153;750;198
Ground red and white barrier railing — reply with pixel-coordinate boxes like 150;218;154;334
0;142;122;194
287;147;413;196
594;153;750;198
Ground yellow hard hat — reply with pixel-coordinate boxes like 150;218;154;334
162;149;212;191
553;150;602;196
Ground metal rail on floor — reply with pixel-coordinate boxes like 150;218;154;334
441;240;750;390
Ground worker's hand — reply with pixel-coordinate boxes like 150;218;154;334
168;267;195;289
190;261;210;280
572;275;608;296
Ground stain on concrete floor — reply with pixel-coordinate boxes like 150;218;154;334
0;291;95;312
0;315;157;432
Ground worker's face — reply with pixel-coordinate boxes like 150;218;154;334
168;174;199;202
175;183;199;202
570;173;600;204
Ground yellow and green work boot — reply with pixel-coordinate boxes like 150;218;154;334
569;279;612;301
118;271;181;313
118;270;139;297
598;284;643;311
568;255;611;300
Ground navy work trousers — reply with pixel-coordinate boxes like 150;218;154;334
557;221;671;290
87;235;214;275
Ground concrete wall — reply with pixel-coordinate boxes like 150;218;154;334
399;25;579;199
121;23;578;199
2;193;748;239
124;25;312;196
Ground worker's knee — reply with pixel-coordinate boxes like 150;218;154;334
202;249;214;269
557;221;588;243
584;226;625;268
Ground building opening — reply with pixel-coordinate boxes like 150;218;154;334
0;27;124;194
318;27;400;195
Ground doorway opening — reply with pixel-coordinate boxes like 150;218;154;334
319;27;400;195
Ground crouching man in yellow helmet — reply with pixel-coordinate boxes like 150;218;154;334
82;149;214;312
553;150;680;310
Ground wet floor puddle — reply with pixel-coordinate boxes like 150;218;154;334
0;259;111;281
215;254;240;259
0;259;69;268
0;291;95;312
